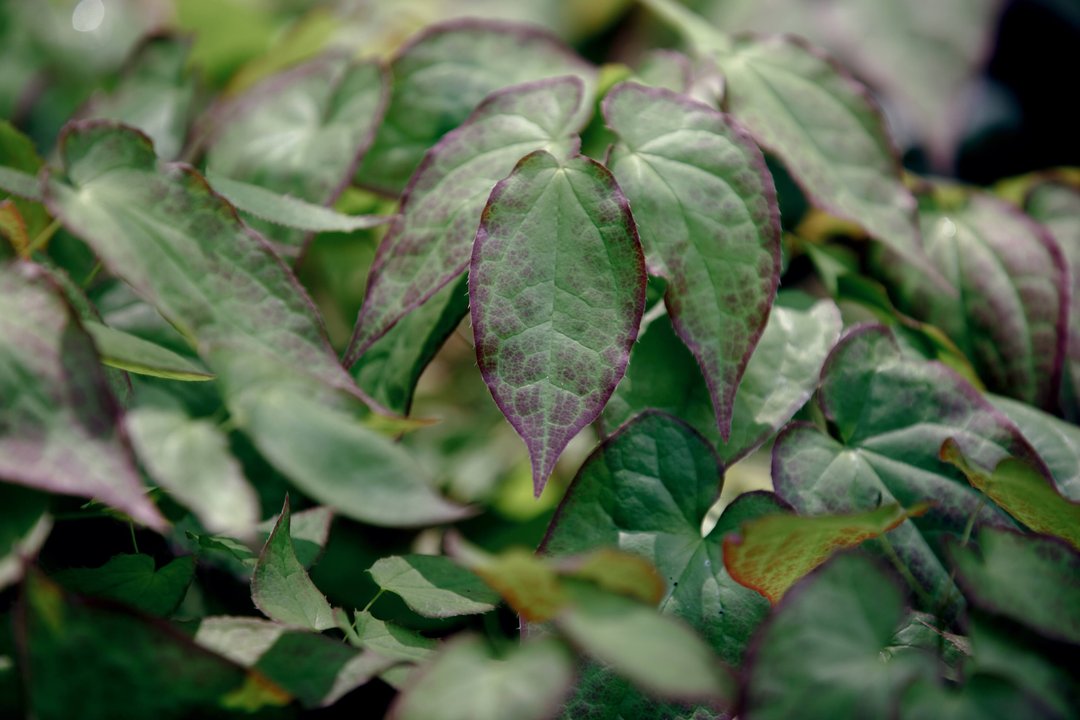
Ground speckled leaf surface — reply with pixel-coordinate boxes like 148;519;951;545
0;262;163;530
604;82;781;437
603;291;840;464
541;412;788;666
346;76;590;364
989;394;1080;501
356;19;596;195
884;187;1068;410
204;56;388;249
470;150;645;493
771;325;1046;612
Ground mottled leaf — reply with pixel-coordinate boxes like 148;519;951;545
52;554;195;617
471;150;645;492
252;496;334;631
883;186;1068;410
603;291;840;464
84;320;213;381
388;635;574;720
604;82;780;436
989;393;1080;501
367;554;499;618
346;76;590;364
741;553;934;720
771;325;1042;613
0;262;164;529
357;19;596;194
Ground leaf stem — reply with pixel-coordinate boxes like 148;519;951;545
129;522;140;554
26;218;61;255
362;588;385;614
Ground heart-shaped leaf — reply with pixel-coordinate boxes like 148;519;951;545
346;76;590;364
470;150;645;492
603;81;781;437
52;554;195;617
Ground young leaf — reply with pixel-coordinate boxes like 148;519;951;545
722;503;927;603
882;186;1068;411
741;553;935;720
367;555;500;618
387;635;575;720
771;325;1044;613
345;76;590;364
603;81;781;437
988;393;1080;500
471;150;645;493
0;262;164;530
83;320;214;382
251;496;335;632
52;554;195;617
357;19;596;195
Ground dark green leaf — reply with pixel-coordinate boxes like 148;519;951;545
471;150;645;492
900;674;1049;720
52;554;195;617
0;121;48;236
367;554;500;618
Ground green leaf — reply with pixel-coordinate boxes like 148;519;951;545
0;165;40;202
900;674;1052;720
882;185;1069;410
83;320;214;381
949;528;1080;645
255;505;334;570
772;325;1042;613
251;496;335;631
884;611;970;674
126;405;259;537
0;121;48;237
741;552;934;719
0;485;51;591
345;76;590;364
204;56;388;250
357;19;596;195
52;554;195;617
350;610;436;663
988;393;1080;500
0;262;164;530
541;412;787;666
471;150;645;492
387;635;575;720
204;171;391;234
18;572;290;719
723;503;926;603
603;291;841;464
367;555;500;618
603;81;781;436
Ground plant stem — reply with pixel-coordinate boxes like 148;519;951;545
26;218;61;255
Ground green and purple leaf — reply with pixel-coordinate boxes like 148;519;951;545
345;76;590;365
0;262;164;530
470;150;645;493
356;18;596;195
603;82;781;438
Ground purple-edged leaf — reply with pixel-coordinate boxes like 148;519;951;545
0;262;164;530
882;185;1068;411
470;150;645;493
772;325;1045;614
603;291;840;465
1024;180;1080;419
603;82;781;437
204;56;388;251
356;19;596;195
345;76;590;364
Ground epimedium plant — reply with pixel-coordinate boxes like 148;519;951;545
0;0;1078;718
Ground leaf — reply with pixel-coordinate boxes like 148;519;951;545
882;186;1069;410
18;573;290;720
541;412;789;666
0;121;48;236
0;485;51;591
204;171;391;234
352;274;469;416
900;674;1052;720
350;610;436;663
723;503;928;603
0;262;164;530
741;552;935;720
251;496;335;631
603;81;781;437
52;554;195;617
948;528;1080;645
367;554;500;618
356;18;596;195
126;406;259;537
0;199;29;258
771;325;1044;613
255;505;334;569
0;165;41;202
204;56;388;250
471;150;645;492
988;393;1080;501
554;548;666;606
83;320;214;381
195;616;396;708
387;635;575;720
345;76;591;364
602;291;841;464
